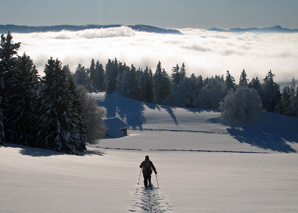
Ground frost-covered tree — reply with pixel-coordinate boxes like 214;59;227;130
6;53;40;146
261;70;280;112
37;58;86;154
220;87;263;124
194;76;225;109
165;77;193;107
77;86;106;144
0;32;21;144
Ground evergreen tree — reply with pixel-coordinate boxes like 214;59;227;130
153;61;164;104
289;78;296;116
225;70;236;93
105;58;118;93
95;60;105;91
171;64;180;85
296;86;298;117
194;76;225;109
0;32;21;144
249;77;262;95
261;70;281;112
6;53;40;146
140;66;153;102
37;58;86;154
89;59;96;91
74;64;90;89
165;77;192;107
281;86;290;115
239;69;248;87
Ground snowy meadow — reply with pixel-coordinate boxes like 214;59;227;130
1;93;298;212
13;27;298;82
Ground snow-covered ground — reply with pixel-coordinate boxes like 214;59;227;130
1;92;298;212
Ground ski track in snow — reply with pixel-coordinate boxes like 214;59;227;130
129;185;173;213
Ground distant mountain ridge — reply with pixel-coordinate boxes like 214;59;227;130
0;24;182;34
209;25;298;33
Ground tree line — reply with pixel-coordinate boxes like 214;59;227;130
0;33;105;154
73;57;298;119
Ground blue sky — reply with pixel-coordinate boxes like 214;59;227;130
1;0;298;28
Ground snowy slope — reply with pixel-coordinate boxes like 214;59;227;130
1;92;298;213
94;92;298;153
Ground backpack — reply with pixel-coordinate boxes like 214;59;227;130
143;160;152;173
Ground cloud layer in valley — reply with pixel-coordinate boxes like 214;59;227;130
13;26;298;83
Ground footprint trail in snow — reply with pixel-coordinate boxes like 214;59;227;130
129;185;173;212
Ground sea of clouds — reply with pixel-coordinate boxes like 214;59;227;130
13;26;298;83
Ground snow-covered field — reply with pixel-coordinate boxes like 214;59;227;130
1;92;298;212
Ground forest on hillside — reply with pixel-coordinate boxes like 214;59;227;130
1;32;297;153
73;56;298;118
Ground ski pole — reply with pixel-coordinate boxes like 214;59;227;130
155;173;159;187
137;169;142;185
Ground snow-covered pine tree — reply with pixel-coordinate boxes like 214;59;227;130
66;75;87;149
37;58;86;154
6;53;40;146
0;32;21;144
194;76;225;109
76;85;106;144
165;77;193;107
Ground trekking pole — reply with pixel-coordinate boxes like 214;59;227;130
137;169;142;185
155;173;159;187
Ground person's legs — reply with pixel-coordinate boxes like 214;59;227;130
148;175;152;186
143;174;148;187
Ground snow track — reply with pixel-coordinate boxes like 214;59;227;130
129;186;173;213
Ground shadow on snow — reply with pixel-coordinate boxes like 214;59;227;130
226;113;298;153
4;143;104;157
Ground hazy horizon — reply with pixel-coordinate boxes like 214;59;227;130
10;27;298;84
1;0;298;29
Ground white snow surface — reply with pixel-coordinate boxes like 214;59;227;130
1;92;298;212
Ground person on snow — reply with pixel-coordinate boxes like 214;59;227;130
140;155;157;187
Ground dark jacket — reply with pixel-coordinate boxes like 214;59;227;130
140;160;157;175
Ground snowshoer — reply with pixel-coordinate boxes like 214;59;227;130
140;155;157;187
